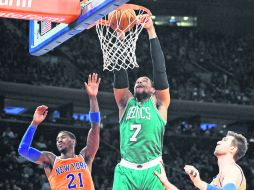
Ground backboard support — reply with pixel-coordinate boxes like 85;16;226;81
29;0;130;56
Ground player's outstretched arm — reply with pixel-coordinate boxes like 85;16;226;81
80;73;101;171
143;15;170;120
154;163;179;190
184;165;239;190
18;105;56;165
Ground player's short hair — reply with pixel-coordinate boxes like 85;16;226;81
58;131;76;145
227;131;248;161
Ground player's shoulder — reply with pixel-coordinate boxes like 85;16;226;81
222;163;243;176
41;151;56;162
41;151;56;158
35;151;56;166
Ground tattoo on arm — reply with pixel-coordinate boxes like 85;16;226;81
36;151;56;167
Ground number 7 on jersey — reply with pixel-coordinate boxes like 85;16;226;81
130;124;142;142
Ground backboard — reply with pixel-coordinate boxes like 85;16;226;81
29;0;129;56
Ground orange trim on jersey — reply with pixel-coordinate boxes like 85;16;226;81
48;155;94;190
0;0;80;23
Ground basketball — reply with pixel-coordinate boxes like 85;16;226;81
108;9;136;32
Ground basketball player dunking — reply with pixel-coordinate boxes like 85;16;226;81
112;16;170;190
18;73;101;190
155;131;248;190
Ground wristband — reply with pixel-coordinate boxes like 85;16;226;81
89;112;100;123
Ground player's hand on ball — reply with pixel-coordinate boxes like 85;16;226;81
32;105;48;126
84;73;101;97
139;14;153;29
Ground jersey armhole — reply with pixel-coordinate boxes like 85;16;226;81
79;154;86;161
45;156;57;178
119;97;134;123
52;156;57;168
150;97;167;124
235;164;244;187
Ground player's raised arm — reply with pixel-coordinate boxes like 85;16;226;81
113;68;133;118
114;69;132;111
144;15;170;120
80;73;101;171
18;105;56;165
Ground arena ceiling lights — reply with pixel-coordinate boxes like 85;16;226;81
152;15;197;27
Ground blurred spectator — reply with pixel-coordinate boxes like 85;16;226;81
35;135;47;149
2;127;17;139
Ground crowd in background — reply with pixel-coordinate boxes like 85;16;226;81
1;20;254;104
0;120;254;190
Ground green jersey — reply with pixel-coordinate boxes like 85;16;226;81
120;97;166;164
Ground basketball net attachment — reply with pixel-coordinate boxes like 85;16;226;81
96;4;152;71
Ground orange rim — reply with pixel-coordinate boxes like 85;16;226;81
97;4;152;27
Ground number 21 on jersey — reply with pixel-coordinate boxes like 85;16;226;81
130;124;142;142
66;173;84;189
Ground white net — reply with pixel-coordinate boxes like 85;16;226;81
96;5;151;71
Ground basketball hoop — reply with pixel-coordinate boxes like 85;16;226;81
96;4;152;71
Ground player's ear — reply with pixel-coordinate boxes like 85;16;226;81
230;145;237;154
151;87;155;94
150;80;155;94
71;139;76;146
